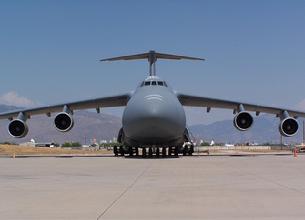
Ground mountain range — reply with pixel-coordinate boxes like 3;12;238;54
0;104;303;144
0;105;121;144
189;116;303;144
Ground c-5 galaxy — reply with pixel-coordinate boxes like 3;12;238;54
0;51;304;157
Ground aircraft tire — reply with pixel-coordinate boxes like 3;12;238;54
113;146;118;156
174;146;179;157
148;147;153;158
168;147;172;156
183;146;188;156
129;147;133;157
189;145;194;156
142;148;147;158
162;147;166;157
119;146;124;156
156;147;160;157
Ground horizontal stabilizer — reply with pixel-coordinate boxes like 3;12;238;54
100;53;149;61
153;52;205;61
100;50;205;62
100;50;204;76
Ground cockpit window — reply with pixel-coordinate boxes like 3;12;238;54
141;80;168;87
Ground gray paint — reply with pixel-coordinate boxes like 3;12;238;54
122;76;186;146
1;51;305;145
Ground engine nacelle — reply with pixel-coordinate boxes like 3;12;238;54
279;117;298;137
54;112;74;132
234;111;253;131
8;119;29;138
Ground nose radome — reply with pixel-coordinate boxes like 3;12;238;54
143;95;167;118
123;94;186;142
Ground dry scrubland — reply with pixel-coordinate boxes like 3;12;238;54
0;144;111;156
0;144;290;157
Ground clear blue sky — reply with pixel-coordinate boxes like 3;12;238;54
0;0;305;124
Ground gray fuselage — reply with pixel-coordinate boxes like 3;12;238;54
122;76;186;147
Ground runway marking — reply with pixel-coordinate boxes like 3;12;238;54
96;163;151;220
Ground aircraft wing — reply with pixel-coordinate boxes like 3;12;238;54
177;93;305;118
0;93;131;120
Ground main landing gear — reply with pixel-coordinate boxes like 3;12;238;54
113;144;195;158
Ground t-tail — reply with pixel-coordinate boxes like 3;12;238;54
100;50;205;76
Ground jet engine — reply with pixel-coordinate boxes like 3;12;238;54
234;111;253;131
279;117;298;137
8;118;29;138
54;111;74;132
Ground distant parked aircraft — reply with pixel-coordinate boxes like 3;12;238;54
30;139;56;148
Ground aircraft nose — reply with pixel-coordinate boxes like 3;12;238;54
123;94;186;143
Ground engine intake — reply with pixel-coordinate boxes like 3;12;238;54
279;117;298;137
8;119;29;138
234;111;253;131
54;112;74;132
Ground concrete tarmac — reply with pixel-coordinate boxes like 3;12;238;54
1;155;305;220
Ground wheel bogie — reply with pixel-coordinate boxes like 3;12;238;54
113;144;195;158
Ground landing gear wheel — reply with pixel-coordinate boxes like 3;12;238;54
119;146;124;156
188;145;194;156
162;147;166;157
148;147;152;157
183;146;188;156
168;147;172;156
135;147;139;156
156;147;160;158
174;146;179;157
129;147;133;157
113;146;118;156
142;148;147;158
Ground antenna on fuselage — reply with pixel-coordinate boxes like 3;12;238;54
100;50;205;76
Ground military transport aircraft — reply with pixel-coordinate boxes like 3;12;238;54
0;51;304;157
